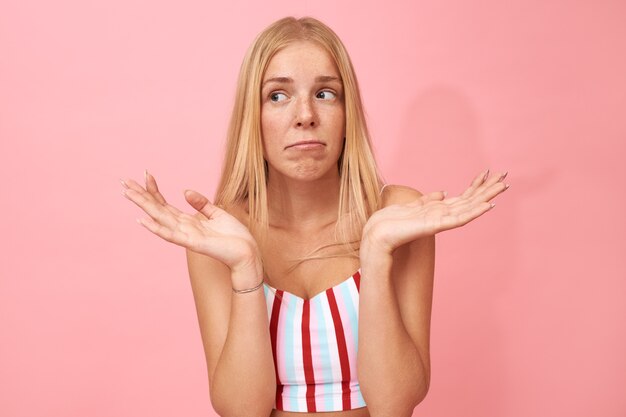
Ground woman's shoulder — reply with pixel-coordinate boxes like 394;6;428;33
379;184;424;208
223;201;250;226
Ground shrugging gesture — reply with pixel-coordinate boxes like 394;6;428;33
121;171;259;272
362;170;509;254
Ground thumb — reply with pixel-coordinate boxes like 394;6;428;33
184;190;217;217
421;190;447;202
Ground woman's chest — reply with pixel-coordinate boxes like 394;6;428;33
259;229;360;300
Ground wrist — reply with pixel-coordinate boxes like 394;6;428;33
359;242;393;270
360;232;394;259
231;275;264;294
359;249;393;285
230;241;261;271
231;254;263;287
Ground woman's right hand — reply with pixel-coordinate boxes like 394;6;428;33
122;171;259;272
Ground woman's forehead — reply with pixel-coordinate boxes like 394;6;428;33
263;41;340;81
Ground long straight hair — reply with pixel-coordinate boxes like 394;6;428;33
215;17;383;248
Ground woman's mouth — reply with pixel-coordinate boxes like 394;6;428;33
285;140;326;150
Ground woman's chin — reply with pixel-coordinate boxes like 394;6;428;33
271;163;340;183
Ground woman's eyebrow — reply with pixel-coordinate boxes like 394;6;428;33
315;75;341;83
262;76;293;87
262;75;342;88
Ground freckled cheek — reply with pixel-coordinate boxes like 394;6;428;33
261;113;290;158
262;108;291;134
319;104;344;123
322;107;346;138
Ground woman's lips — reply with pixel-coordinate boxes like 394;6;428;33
285;140;325;150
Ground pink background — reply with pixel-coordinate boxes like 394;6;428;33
1;0;624;416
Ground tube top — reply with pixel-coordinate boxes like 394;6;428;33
263;270;366;412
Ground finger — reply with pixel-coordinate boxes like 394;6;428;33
459;169;488;199
163;203;184;217
462;170;507;199
184;189;221;218
138;216;221;254
438;201;494;231
422;190;447;202
137;217;189;247
438;169;495;205
137;216;173;240
123;178;166;209
470;180;509;204
123;178;154;199
482;171;508;188
443;195;487;220
406;191;445;207
124;176;182;216
124;187;178;228
145;170;167;205
469;168;490;188
455;201;494;226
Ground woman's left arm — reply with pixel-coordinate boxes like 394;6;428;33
357;170;508;417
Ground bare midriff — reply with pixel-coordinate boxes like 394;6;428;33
270;407;370;417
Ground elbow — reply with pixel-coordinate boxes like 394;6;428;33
365;375;430;417
406;358;431;408
413;376;430;407
210;386;275;417
367;395;427;417
409;371;430;408
211;400;274;417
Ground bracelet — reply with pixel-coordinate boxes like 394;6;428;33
232;276;265;294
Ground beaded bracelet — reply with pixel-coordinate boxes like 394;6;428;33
232;276;264;294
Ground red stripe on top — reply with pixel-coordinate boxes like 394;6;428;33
301;300;316;412
326;288;352;410
353;271;361;292
269;290;284;410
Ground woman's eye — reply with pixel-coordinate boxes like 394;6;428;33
270;92;288;102
316;90;337;100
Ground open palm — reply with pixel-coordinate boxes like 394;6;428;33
122;172;258;270
362;170;509;254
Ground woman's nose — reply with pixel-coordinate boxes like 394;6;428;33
295;97;316;127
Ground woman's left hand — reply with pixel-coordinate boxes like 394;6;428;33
361;170;509;255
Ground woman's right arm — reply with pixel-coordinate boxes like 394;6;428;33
187;249;275;417
122;173;275;417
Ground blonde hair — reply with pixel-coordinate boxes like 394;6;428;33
215;16;382;248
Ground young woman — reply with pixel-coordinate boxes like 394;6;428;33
122;16;508;417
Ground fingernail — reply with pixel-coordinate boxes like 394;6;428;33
483;169;490;181
490;203;496;208
443;191;448;197
144;169;148;184
120;179;128;188
504;183;510;190
499;171;508;181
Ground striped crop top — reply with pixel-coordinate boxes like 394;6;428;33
263;270;366;413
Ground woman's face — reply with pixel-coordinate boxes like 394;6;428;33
260;41;346;183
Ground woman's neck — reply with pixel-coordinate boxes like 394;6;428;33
266;171;341;231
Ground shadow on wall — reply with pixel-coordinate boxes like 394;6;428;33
389;85;524;416
392;85;482;192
